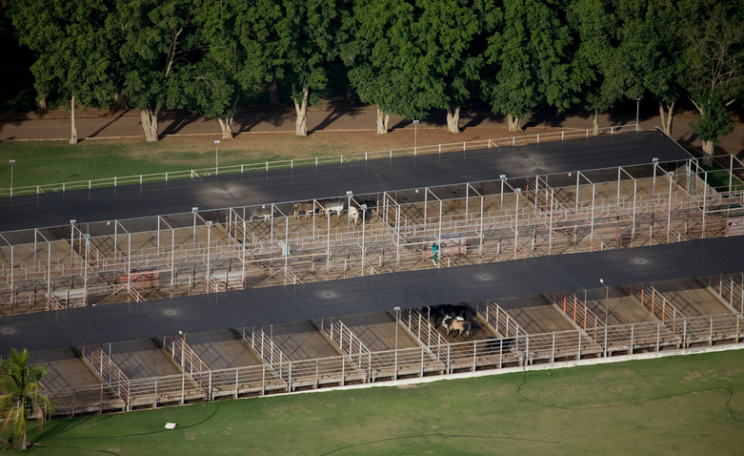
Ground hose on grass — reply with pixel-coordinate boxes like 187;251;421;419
33;402;220;446
33;444;121;456
318;362;744;456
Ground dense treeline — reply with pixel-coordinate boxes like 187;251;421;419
2;0;743;158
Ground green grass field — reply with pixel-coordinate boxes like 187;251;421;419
0;137;341;190
8;349;744;456
0;126;518;190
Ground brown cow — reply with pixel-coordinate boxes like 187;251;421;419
293;201;315;219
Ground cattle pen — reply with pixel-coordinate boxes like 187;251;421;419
2;127;744;420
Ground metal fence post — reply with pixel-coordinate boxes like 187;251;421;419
656;321;661;352
421;347;425;377
551;333;555;362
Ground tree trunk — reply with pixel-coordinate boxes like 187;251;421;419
269;78;280;105
506;113;522;132
658;101;675;136
346;77;356;104
114;93;128;110
592;110;599;136
376;107;389;134
702;140;714;165
446;106;460;134
69;95;78;145
293;83;309;137
140;107;160;142
37;97;48;112
21;430;26;451
217;94;240;139
217;117;234;139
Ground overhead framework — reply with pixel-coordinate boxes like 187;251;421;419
1;149;742;314
5;128;744;415
2;235;744;354
0;129;689;232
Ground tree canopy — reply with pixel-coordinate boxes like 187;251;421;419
5;0;742;148
0;348;54;450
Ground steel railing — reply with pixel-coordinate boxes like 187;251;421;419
41;311;744;417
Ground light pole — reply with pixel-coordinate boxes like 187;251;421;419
394;306;400;350
214;140;220;175
346;190;353;237
361;204;367;271
83;234;90;305
178;330;186;367
393;306;400;379
635;98;641;131
413;120;420;154
9;160;15;197
600;278;609;325
192;207;198;251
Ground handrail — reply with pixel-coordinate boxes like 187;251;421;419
315;318;370;373
625;283;683;334
161;334;211;389
398;308;448;362
548;292;605;344
75;344;129;403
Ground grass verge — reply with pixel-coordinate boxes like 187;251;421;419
0;127;530;189
9;349;744;456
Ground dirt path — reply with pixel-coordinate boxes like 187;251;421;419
1;105;742;157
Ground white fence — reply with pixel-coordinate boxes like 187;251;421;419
43;311;744;417
0;127;634;198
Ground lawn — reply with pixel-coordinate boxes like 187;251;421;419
11;349;744;456
0;127;519;190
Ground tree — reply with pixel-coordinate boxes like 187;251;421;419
9;0;116;144
115;0;200;142
682;4;743;158
610;0;684;135
343;0;432;133
482;0;576;132
345;0;487;134
413;0;489;134
567;0;627;135
0;348;54;451
244;0;339;137
188;2;266;139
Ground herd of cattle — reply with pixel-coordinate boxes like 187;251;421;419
248;203;519;353
428;303;517;353
249;199;378;224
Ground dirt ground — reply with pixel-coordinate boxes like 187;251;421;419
1;105;743;160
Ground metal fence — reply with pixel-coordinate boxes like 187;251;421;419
3;152;743;312
41;311;744;417
0;126;636;198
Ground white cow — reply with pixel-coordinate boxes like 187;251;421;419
348;206;361;224
319;200;345;217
